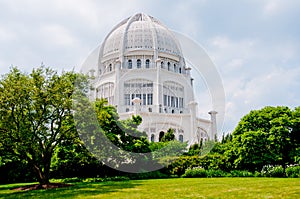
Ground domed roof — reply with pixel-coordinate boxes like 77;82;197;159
99;13;183;61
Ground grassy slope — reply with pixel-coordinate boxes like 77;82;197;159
0;178;299;199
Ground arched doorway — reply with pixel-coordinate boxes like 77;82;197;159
159;131;165;142
151;134;155;142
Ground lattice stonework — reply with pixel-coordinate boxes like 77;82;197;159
124;79;153;105
163;81;184;109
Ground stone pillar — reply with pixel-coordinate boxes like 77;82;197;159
188;101;198;145
155;58;162;113
208;111;218;141
115;60;121;112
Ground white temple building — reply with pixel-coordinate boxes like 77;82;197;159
88;13;217;145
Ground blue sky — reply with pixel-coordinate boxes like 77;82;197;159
0;0;299;133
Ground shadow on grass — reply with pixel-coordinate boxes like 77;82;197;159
0;181;143;199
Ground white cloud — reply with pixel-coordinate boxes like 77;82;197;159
222;66;300;132
40;24;77;47
0;27;16;42
262;0;300;17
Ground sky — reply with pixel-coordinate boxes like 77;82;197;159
0;0;299;134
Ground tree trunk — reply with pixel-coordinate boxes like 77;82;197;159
33;164;50;186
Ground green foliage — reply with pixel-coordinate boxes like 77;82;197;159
50;140;105;179
229;170;254;177
160;152;230;177
285;166;300;178
227;106;300;171
161;128;175;142
182;168;228;178
185;140;221;157
261;165;285;177
51;176;131;183
159;156;201;176
185;143;202;156
0;67;86;185
76;98;152;172
127;171;169;180
150;140;187;159
94;99;151;153
205;169;227;177
200;153;231;171
0;160;36;183
182;167;207;178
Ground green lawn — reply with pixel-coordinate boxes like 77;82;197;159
0;178;299;199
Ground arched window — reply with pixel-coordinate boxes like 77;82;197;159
151;134;155;142
161;61;164;68
146;59;150;68
97;82;114;104
174;64;177;72
159;131;165;142
137;59;141;68
179;67;182;74
167;62;170;71
179;135;183;142
109;64;112;72
128;60;132;69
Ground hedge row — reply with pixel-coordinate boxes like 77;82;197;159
182;165;300;178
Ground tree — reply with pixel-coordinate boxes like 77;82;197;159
226;106;300;172
150;140;188;159
93;98;151;154
0;67;83;186
75;98;153;172
161;128;175;142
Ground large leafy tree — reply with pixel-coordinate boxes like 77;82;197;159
75;98;153;172
94;98;151;154
226;106;300;171
0;67;83;186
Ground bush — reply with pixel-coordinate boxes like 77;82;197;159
229;170;254;177
261;165;285;177
205;169;226;177
58;176;130;183
160;156;202;176
0;160;36;184
182;167;206;178
254;171;262;177
182;168;228;178
285;166;300;178
128;171;169;180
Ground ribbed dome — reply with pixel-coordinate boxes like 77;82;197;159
99;13;183;61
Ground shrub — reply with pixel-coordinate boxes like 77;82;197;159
62;177;83;183
261;165;284;177
59;176;130;183
182;167;206;178
205;169;226;177
128;171;169;180
182;168;228;178
285;166;300;178
160;156;202;176
229;170;254;177
254;171;262;177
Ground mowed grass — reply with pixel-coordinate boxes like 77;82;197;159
0;178;299;199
